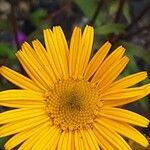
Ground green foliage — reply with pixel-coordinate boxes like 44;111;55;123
123;2;131;23
123;42;150;66
94;11;107;26
0;137;9;149
109;1;119;15
96;23;125;35
0;42;12;57
74;0;97;19
30;9;47;26
0;20;9;29
0;42;16;60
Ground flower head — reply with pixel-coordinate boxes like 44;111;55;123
0;25;150;150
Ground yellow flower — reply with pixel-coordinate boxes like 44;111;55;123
0;25;150;150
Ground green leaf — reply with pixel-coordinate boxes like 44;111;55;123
0;19;9;28
109;1;119;15
0;136;9;149
0;42;17;63
74;0;97;19
0;42;11;57
96;23;125;35
139;98;149;111
30;9;47;26
122;42;150;65
123;2;131;23
126;55;139;72
95;12;107;26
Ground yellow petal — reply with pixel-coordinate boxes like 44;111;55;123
0;108;45;124
57;131;65;149
69;27;82;78
53;26;69;79
5;122;50;150
67;131;72;150
0;115;49;137
61;131;69;150
84;129;99;150
0;100;45;108
31;126;56;150
69;26;94;79
16;52;47;90
19;44;53;88
101;84;150;106
101;85;149;100
94;119;132;150
0;66;42;92
79;25;94;77
44;127;61;150
18;121;51;150
0;90;44;101
97;56;129;91
92;46;125;83
100;117;149;147
93;127;115;150
32;40;57;82
71;133;76;150
44;29;63;78
104;83;150;106
103;95;145;106
109;72;148;91
74;130;80;150
99;107;149;127
43;30;61;80
84;41;111;80
80;130;91;150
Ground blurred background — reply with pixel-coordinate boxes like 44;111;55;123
0;0;150;149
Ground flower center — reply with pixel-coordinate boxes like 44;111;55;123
45;79;102;131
